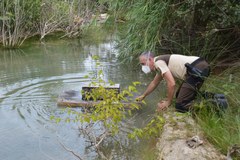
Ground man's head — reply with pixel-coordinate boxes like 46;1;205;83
139;51;155;73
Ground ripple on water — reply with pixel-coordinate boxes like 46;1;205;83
0;73;94;159
0;69;159;159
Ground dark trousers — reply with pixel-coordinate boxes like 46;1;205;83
175;59;210;113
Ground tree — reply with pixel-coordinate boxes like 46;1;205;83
0;0;40;47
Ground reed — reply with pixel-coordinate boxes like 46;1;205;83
109;0;240;63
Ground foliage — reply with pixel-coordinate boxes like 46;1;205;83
0;0;41;47
0;0;106;48
51;55;143;134
108;0;240;63
129;114;165;140
39;0;70;40
50;55;165;158
77;82;142;135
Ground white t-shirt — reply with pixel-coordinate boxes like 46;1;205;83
154;54;199;80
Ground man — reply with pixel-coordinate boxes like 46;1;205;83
136;52;210;112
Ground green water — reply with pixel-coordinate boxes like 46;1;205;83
0;28;163;160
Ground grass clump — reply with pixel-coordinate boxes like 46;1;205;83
194;67;240;157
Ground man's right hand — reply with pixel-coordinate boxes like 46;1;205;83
136;95;145;101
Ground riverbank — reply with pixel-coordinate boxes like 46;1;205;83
156;111;226;160
155;67;240;160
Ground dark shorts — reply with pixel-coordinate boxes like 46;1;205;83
175;59;210;112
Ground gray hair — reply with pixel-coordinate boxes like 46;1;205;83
140;51;154;58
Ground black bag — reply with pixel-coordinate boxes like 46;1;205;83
201;91;228;111
185;63;209;80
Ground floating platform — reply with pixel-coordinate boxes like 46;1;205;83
82;83;120;100
57;83;142;108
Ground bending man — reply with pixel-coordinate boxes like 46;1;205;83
136;52;210;112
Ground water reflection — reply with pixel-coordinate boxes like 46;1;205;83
0;32;161;159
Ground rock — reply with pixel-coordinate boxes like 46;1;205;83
156;111;226;160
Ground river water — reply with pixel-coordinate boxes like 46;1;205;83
0;28;163;160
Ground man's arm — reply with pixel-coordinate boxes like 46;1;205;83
137;74;162;101
157;70;175;111
163;70;175;103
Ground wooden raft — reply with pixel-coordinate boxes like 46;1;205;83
57;83;142;108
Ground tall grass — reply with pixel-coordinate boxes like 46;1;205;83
109;0;240;63
195;67;240;155
114;0;174;62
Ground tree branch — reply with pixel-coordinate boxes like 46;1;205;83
58;139;85;160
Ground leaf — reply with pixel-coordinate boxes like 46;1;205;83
142;100;147;105
50;115;55;120
6;12;14;17
98;70;103;75
96;62;101;66
56;118;61;123
0;16;10;20
133;81;141;86
65;118;70;123
84;75;89;78
92;55;99;60
128;86;136;92
128;110;132;116
84;116;90;123
109;80;115;85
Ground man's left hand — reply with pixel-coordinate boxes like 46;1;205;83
157;100;171;112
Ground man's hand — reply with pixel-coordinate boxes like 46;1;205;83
157;100;171;112
136;95;145;101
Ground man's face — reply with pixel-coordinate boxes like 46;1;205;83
139;55;155;71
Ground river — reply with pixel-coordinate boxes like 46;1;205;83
0;27;163;160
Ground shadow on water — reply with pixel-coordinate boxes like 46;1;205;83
0;27;163;160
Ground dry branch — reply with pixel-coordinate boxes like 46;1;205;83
58;139;85;160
